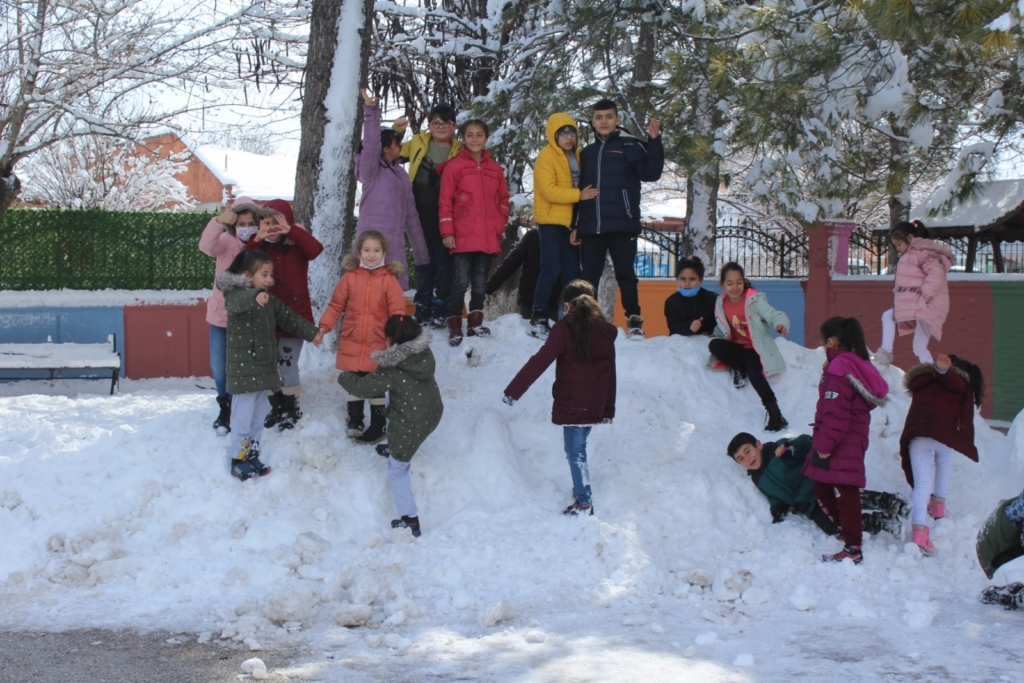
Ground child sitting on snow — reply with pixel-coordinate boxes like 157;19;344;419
977;486;1024;610
727;432;908;538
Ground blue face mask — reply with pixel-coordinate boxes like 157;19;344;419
678;285;701;297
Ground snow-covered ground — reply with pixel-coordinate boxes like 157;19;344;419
2;317;1023;681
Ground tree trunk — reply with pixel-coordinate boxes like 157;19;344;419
887;136;911;228
684;172;718;268
0;170;21;220
628;15;657;133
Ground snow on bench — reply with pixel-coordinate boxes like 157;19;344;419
0;335;121;394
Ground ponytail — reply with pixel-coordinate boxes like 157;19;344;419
890;220;930;243
227;250;272;275
562;279;605;360
819;316;870;360
383;314;422;345
950;355;985;408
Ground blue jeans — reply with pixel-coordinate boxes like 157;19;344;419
209;325;228;397
563;426;593;505
534;224;580;316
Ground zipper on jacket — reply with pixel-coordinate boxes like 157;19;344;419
596;137;606;234
622;189;632;218
360;273;372;372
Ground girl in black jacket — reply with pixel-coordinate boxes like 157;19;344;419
664;256;717;336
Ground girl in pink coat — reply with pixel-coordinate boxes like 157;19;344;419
875;221;953;366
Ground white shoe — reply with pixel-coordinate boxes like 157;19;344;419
873;347;893;368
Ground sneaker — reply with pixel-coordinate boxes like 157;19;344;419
231;457;258;481
375;443;391;458
529;315;550;340
246;440;271;477
627;315;645;340
873;347;893;368
562;497;595;517
731;366;747;389
391;515;421;537
822;545;863;564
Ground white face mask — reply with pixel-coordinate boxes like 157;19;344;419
236;226;258;242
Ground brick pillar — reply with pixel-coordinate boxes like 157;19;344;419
802;220;855;347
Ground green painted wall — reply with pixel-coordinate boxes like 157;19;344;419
989;282;1024;422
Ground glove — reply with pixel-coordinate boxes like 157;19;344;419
601;417;613;424
502;395;515;406
770;504;790;524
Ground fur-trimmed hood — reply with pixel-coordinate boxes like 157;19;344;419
370;332;433;377
341;253;406;275
215;270;253;295
903;362;970;393
826;348;889;406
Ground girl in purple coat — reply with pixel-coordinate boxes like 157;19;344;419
805;317;889;565
356;88;430;290
503;280;617;516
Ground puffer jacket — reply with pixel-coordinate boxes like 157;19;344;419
899;362;979;487
356;103;430;289
533;113;582;228
803;348;889;488
751;435;818;518
198;195;256;327
438;148;510;255
245;199;323;337
576;128;664;236
976;491;1024;579
709;288;790;375
339;332;443;462
892;238;953;340
217;271;320;395
317;255;407;373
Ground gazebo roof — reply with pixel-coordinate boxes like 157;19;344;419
910;178;1024;233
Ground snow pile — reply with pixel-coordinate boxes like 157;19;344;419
1;317;1023;679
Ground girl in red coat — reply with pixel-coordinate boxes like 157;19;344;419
503;280;617;516
438;119;510;346
804;317;889;565
899;353;984;555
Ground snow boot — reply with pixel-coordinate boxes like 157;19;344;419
447;316;464;347
928;496;946;520
413;297;431;325
213;395;231;436
913;526;937;556
563;496;595;517
231;439;258;481
764;401;788;432
246;440;271;477
391;515;421;537
529;315;551;340
627;315;645;340
980;583;1024;609
346;399;366;437
355;402;387;444
375;443;391;458
278;394;298;431
861;490;911;519
429;298;449;328
873;347;893;368
264;391;285;428
731;366;748;389
467;310;490;337
863;511;902;539
822;544;863;564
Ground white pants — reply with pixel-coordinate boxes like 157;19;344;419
228;390;269;459
881;309;933;363
908;436;955;526
387;457;418;518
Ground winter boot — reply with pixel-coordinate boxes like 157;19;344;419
231;440;258;481
562;495;595;517
447;316;464;347
529;315;551;340
873;347;893;368
913;526;937;556
355;402;387;444
862;490;911;519
391;515;421;537
627;315;645;340
375;443;391;458
264;391;285;428
246;440;271;477
822;544;863;564
213;395;231;436
429;298;449;328
928;496;946;520
980;583;1024;609
278;394;300;431
863;511;902;539
731;366;748;389
346;399;366;437
413;297;431;325
467;310;490;337
764;401;788;432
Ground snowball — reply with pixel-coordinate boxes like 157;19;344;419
366;634;383;648
712;568;751;602
695;632;718;645
382;633;403;649
241;657;265;673
384;610;406;627
673;583;690;598
244;638;261;651
904;600;939;629
733;653;754;667
524;631;546;644
741;587;770;605
451;591;473;610
687;570;714;587
478;600;513;628
334;604;372;627
789;585;818;611
264;588;318;625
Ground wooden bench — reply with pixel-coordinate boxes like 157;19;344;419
0;335;122;394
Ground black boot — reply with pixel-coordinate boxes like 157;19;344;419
413;298;432;325
529;315;551;340
278;394;298;431
346;399;365;437
264;391;285;428
731;366;748;389
391;515;421;537
764;400;788;432
980;583;1024;609
861;490;910;518
213;395;231;436
355;403;387;444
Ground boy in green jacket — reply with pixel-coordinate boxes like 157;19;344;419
727;432;908;538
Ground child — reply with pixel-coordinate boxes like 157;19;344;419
529;112;594;339
216;251;322;481
875;220;952;367
338;315;444;537
574;98;664;339
198;196;260;435
727;432;908;538
245;201;323;430
503;280;617;516
355;88;430;291
318;231;407;444
804;316;889;564
977;487;1024;608
665;255;717;336
394;103;462;326
438;119;510;346
708;262;790;431
899;353;984;555
484;228;561;320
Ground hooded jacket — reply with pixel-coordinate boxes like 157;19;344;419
216;271;320;395
338;332;443;462
198;195;256;328
396;126;462;186
318;254;407;373
533;113;582;228
438;148;510;255
750;435;819;518
356;103;430;288
898;362;979;487
892;238;953;340
803;348;889;488
576;127;664;236
710;288;789;375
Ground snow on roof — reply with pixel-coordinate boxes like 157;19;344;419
911;178;1024;231
190;144;297;201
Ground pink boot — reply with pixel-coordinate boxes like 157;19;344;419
913;526;937;556
928;497;945;519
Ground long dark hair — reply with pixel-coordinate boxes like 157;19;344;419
562;279;605;360
890;219;929;243
719;261;751;291
227;250;272;275
384;314;422;345
950;355;985;408
819;316;870;360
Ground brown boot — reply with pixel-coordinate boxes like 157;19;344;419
447;316;464;347
466;310;490;337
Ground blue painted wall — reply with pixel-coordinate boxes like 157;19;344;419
0;307;126;379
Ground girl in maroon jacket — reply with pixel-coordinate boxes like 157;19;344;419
503;280;617;516
804;317;889;565
438;119;511;346
899;353;983;555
